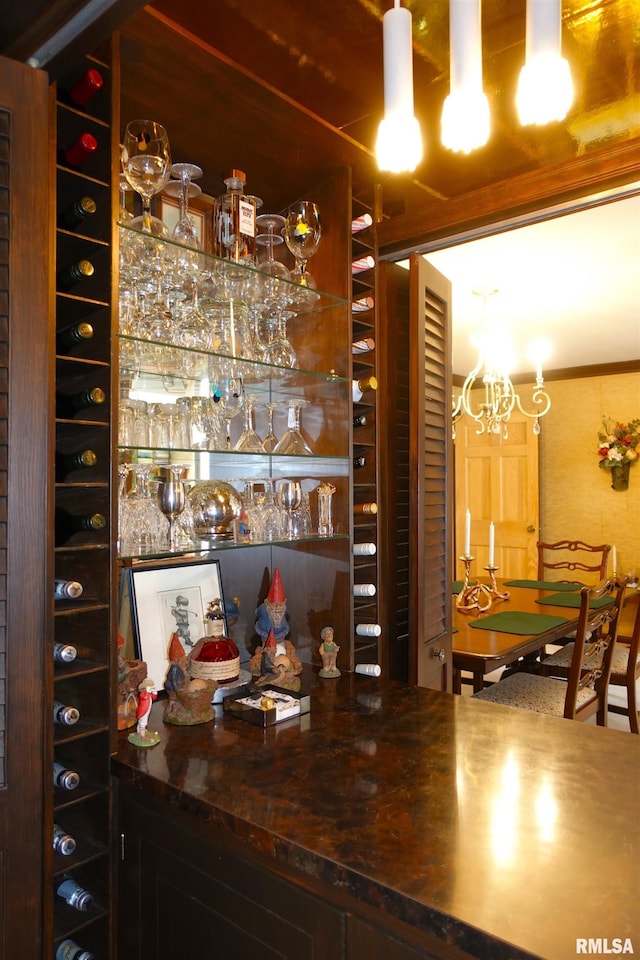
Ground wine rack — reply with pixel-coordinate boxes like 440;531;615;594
350;198;381;671
49;46;117;960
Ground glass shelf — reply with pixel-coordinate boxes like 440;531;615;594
118;533;350;564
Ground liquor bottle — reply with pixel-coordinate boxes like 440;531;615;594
53;643;78;664
355;623;382;637
53;824;77;856
354;502;378;515
56;386;105;418
57;258;95;290
55;941;94;960
53;762;80;791
353;413;367;429
353;542;377;556
353;456;367;469
353;583;377;597
53;701;80;726
56;321;94;352
213;169;257;264
352;337;375;354
63;132;98;168
351;255;375;274
54;579;84;600
55;876;94;912
351;212;373;233
55;448;98;481
55;510;106;545
68;67;104;106
352;376;378;402
59;195;97;230
205;597;226;638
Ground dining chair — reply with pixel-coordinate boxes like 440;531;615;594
537;539;611;583
541;595;640;733
473;577;626;725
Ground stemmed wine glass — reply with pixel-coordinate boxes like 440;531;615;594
121;120;172;235
156;477;186;551
164;162;203;248
278;479;302;540
283;201;321;289
256;214;290;281
211;360;245;449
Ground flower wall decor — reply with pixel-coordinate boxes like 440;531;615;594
597;416;640;490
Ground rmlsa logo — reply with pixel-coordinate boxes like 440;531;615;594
576;939;634;955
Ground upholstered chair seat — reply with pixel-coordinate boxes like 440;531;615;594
474;671;597;716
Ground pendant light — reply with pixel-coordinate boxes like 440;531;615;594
375;0;423;173
441;0;490;153
517;0;574;125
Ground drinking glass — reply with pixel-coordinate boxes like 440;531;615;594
121;120;172;235
156;479;186;551
234;395;265;453
211;361;245;449
283;201;321;288
278;479;302;540
164;162;203;248
273;399;313;455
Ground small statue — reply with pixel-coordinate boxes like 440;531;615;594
249;570;302;691
128;678;161;747
117;630;148;730
318;626;340;679
163;631;217;726
254;567;290;643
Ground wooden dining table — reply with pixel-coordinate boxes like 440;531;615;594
451;579;584;694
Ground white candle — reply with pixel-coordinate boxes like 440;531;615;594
612;545;617;573
464;510;471;555
488;521;495;566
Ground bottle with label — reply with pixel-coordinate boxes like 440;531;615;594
57;258;95;290
55;876;94;912
68;67;104;107
53;642;78;663
53;700;80;726
55;510;106;545
56;386;105;419
54;579;84;600
352;376;378;402
53;762;80;791
55;448;97;482
63;132;98;168
55;940;94;960
204;597;226;637
56;321;94;353
60;195;97;230
354;502;378;515
53;824;77;856
213;169;258;265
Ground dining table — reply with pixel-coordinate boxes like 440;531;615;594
451;577;589;694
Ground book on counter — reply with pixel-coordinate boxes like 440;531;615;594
223;686;311;727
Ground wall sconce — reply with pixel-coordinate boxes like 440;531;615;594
375;0;423;173
441;0;490;153
517;0;574;125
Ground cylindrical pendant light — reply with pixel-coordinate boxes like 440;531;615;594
441;0;490;153
375;0;423;173
517;0;574;125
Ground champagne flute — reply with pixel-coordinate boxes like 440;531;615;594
121;120;172;235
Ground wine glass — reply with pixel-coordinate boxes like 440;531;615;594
156;478;186;551
211;361;245;449
283;201;321;289
256;213;290;281
164;162;203;248
121;120;172;235
278;479;302;540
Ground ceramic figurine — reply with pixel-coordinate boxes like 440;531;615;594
163;632;217;726
254;567;290;642
249;570;302;691
128;678;161;747
319;626;340;678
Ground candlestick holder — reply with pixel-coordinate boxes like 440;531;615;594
483;565;510;602
456;556;493;614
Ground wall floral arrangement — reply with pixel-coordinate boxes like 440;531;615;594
597;417;640;491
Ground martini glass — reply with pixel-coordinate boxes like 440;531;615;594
283;200;321;288
234;395;265;453
164;162;203;248
273;399;313;455
121;120;172;236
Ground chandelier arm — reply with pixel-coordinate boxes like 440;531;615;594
513;386;552;420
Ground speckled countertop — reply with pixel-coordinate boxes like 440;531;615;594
112;669;640;960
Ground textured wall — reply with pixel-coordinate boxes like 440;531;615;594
539;372;640;579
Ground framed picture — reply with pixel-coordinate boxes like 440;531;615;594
128;558;227;691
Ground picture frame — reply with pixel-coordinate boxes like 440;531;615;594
127;558;227;692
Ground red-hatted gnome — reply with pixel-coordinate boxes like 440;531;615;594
249;569;302;689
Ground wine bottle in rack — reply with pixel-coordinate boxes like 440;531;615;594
353;542;377;556
67;67;104;107
56;321;94;352
57;258;95;290
53;762;80;791
351;255;375;274
351;212;373;233
55;448;98;481
355;623;382;637
55;509;106;545
53;700;80;726
55;875;94;912
353;456;367;469
59;195;97;230
55;940;94;960
354;502;378;515
54;579;84;600
63;132;98;168
353;413;367;429
53;824;77;856
353;583;377;597
56;386;105;418
352;376;378;402
352;294;374;313
53;643;78;663
352;337;375;355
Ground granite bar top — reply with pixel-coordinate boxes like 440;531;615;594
112;670;640;960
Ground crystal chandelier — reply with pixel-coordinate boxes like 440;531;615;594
451;289;552;440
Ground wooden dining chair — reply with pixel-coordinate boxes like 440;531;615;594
537;539;611;583
473;577;626;725
541;595;640;733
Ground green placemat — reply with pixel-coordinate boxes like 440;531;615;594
469;611;569;635
452;580;477;594
536;592;614;609
503;579;582;591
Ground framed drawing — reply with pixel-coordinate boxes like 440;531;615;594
128;559;227;691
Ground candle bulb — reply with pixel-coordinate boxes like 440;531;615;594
612;545;617;574
464;509;471;555
488;521;495;566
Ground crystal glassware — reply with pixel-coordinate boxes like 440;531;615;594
278;479;302;540
164;162;203;248
121;120;172;235
283;200;321;288
273;399;313;455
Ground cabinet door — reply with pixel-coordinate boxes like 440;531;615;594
0;53;51;960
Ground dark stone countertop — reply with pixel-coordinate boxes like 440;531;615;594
112;669;640;960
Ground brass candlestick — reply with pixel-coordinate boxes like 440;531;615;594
484;564;510;602
456;555;493;614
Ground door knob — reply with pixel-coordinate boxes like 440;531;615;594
527;525;536;533
431;648;445;662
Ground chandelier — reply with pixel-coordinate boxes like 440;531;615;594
451;289;552;440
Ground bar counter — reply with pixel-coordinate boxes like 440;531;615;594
112;669;639;960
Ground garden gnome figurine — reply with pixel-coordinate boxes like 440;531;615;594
319;626;340;678
128;678;161;747
255;567;289;642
